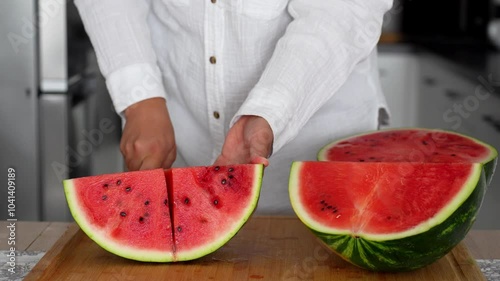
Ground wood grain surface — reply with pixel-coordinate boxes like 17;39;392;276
24;217;485;281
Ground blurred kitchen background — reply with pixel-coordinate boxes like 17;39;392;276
1;0;499;229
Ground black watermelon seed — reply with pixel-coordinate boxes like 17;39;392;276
359;159;365;162
144;200;150;206
164;199;168;205
177;226;182;232
451;154;456;157
120;212;126;217
139;217;144;223
102;195;107;201
116;180;122;185
125;186;131;192
228;167;234;172
320;200;325;204
327;206;333;209
103;184;109;189
184;198;190;204
221;179;227;185
333;210;338;213
228;175;234;179
214;166;220;171
321;207;325;211
214;199;219;205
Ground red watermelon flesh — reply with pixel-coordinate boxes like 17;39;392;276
168;165;258;259
319;129;494;164
64;169;174;260
63;164;263;262
290;161;479;236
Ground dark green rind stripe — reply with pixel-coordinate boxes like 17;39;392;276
310;168;487;272
484;157;497;186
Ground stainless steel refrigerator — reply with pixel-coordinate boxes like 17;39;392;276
0;0;123;221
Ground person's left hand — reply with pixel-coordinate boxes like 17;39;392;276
214;115;273;167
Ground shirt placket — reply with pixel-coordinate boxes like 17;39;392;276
204;0;226;160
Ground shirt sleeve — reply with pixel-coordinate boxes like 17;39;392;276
75;0;167;115
231;0;393;153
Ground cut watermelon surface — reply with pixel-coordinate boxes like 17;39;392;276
64;169;174;261
167;165;261;260
318;128;497;183
290;128;497;271
290;162;482;239
64;164;263;262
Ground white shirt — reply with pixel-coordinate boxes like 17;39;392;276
75;0;391;214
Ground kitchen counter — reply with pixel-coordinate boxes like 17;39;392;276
1;219;500;280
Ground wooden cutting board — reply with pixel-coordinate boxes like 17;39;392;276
25;216;484;281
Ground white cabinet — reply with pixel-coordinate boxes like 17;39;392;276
417;57;477;132
377;52;419;128
417;57;500;229
379;49;500;228
416;56;500;144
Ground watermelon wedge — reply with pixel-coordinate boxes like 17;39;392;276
63;164;263;262
290;128;497;271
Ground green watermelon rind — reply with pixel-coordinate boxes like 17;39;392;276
63;179;175;262
289;162;486;272
174;164;264;261
317;128;498;184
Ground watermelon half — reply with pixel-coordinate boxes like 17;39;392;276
63;164;263;262
290;128;497;271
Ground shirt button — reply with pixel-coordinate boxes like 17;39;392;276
211;0;216;3
209;56;217;64
213;111;220;119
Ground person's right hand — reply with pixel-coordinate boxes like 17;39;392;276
120;97;176;171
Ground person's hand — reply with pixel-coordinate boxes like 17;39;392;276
214;115;273;167
120;97;176;171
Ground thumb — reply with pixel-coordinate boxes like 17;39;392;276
250;155;269;167
249;139;272;167
213;154;230;167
